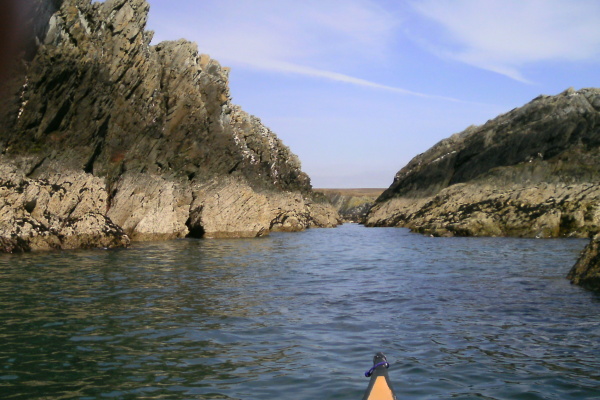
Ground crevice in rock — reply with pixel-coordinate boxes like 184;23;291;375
43;68;72;94
84;141;103;174
124;77;144;100
24;198;37;214
228;160;242;174
43;98;71;134
185;217;205;238
26;156;47;177
84;116;109;173
106;185;119;213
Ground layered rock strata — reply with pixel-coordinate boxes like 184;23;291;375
0;0;339;251
366;88;600;238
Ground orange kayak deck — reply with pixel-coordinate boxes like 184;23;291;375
362;353;397;400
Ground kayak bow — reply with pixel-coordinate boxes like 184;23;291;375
362;353;397;400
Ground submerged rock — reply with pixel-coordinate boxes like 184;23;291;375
366;88;600;238
568;235;600;291
0;0;339;251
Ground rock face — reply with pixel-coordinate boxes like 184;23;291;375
0;161;129;252
366;88;600;238
316;189;384;223
568;234;600;291
0;0;339;251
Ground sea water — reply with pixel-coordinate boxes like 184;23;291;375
0;224;599;399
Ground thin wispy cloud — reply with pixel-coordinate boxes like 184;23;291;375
228;57;464;102
148;0;457;100
411;0;600;83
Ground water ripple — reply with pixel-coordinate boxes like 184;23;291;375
0;225;599;399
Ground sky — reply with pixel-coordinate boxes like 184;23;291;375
143;0;600;188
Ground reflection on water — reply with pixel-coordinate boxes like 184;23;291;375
0;225;599;399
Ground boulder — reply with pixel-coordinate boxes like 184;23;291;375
568;234;600;291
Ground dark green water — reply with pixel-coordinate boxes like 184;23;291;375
1;224;599;399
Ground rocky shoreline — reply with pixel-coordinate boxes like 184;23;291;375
0;0;340;252
1;0;596;292
367;87;600;238
0;161;129;252
366;87;600;290
367;181;600;238
315;188;384;223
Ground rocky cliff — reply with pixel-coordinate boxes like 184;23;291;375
0;0;339;252
366;88;600;239
315;189;384;223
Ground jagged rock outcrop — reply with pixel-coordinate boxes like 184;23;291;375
0;161;129;252
316;189;384;223
366;88;600;238
0;0;339;251
568;234;600;291
185;177;340;239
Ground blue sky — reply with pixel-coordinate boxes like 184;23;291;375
144;0;600;188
